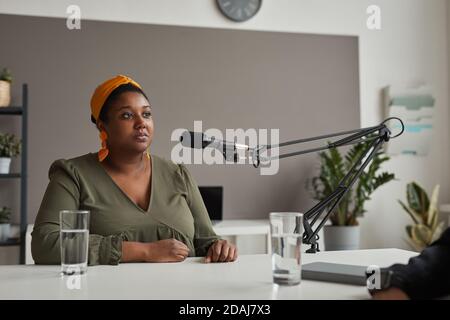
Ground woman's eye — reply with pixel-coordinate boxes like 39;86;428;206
121;112;133;119
143;112;152;118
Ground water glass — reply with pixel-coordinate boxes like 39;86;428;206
270;212;303;285
60;210;90;275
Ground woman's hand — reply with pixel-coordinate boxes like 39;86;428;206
145;239;190;262
205;239;238;263
371;287;409;300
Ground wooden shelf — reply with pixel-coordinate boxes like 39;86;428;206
0;107;23;115
0;173;21;179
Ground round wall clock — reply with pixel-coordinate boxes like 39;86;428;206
216;0;262;22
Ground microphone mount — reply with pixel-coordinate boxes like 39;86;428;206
252;117;404;253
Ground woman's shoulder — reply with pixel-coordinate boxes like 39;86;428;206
48;153;98;178
152;154;195;184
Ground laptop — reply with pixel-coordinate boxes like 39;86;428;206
198;186;223;224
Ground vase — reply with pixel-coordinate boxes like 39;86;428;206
0;223;10;241
0;157;11;174
323;225;360;251
0;81;11;107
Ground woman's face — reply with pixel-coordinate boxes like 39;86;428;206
99;91;154;155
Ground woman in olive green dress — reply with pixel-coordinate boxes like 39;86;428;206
31;75;237;265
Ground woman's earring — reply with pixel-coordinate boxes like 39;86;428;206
98;130;109;162
146;149;150;159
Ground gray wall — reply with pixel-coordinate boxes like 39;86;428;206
0;14;359;228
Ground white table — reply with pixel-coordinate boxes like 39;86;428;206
212;219;271;254
0;248;417;299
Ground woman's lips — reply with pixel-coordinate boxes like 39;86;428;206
134;134;148;142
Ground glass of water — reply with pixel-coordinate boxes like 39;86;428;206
270;212;303;285
60;210;90;275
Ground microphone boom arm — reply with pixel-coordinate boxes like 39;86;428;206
253;117;404;253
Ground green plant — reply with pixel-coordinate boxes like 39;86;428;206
0;133;21;158
0;68;12;83
310;141;396;226
398;182;444;252
0;206;11;224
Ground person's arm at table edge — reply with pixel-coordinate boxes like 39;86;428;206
371;228;450;300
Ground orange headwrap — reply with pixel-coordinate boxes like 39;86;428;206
91;75;147;162
90;74;143;121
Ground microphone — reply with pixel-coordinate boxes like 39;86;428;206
179;131;250;162
180;131;213;149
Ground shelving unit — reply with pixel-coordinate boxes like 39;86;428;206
0;84;28;264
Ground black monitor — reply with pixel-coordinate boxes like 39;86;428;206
198;186;223;222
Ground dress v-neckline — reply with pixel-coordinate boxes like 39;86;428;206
93;152;154;213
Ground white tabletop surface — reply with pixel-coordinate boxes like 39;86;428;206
212;219;270;236
0;248;417;300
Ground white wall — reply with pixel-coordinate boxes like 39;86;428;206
0;0;449;251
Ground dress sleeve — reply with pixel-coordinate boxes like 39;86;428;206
387;227;450;299
31;159;124;265
178;164;221;256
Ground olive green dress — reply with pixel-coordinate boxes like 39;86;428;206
31;153;220;265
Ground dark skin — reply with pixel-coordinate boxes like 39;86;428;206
371;287;409;300
96;91;237;263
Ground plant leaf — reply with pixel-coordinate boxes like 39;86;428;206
398;200;420;224
407;182;429;218
405;225;413;238
431;221;445;243
427;185;440;228
405;236;425;252
411;224;432;247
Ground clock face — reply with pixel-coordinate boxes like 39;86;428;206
216;0;262;22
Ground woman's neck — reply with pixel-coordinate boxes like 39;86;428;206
102;151;148;175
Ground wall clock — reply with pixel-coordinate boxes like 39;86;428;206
216;0;262;22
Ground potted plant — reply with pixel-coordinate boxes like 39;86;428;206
0;133;21;174
0;206;11;242
0;68;13;107
398;182;444;252
309;141;396;250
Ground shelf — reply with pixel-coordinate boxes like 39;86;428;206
0;173;21;178
0;238;20;246
0;84;28;263
0;107;23;115
0;83;28;263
